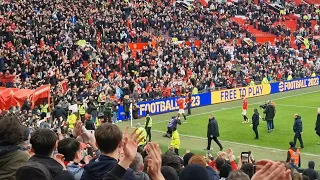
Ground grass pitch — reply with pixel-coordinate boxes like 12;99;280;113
118;86;320;168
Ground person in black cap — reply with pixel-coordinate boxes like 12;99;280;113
161;166;178;180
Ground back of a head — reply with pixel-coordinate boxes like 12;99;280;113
57;138;80;161
183;152;195;167
228;170;250;180
219;163;232;178
179;164;209;180
292;172;303;180
30;129;58;156
95;123;122;154
161;166;178;180
0;115;24;145
162;153;181;173
130;152;144;172
215;157;226;171
240;163;254;178
308;161;315;169
188;155;206;168
302;175;310;180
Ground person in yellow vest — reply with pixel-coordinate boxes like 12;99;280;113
170;127;180;155
40;101;49;119
78;102;86;123
261;76;269;84
192;87;198;94
67;110;77;130
249;79;255;86
286;142;301;167
287;74;293;81
144;110;152;142
311;71;316;77
135;123;147;147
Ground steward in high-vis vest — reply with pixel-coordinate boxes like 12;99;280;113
144;110;152;142
40;102;49;119
286;142;301;167
170;127;180;156
135;123;147;147
78;102;86;122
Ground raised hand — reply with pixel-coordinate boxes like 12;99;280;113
118;126;143;169
145;143;165;180
252;161;291;180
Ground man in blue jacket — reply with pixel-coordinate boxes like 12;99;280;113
293;114;304;148
80;124;135;180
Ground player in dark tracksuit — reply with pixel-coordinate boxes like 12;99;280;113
164;116;181;138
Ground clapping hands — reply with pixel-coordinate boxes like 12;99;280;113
252;160;291;180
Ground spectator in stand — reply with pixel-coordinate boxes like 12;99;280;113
80;124;138;180
188;155;220;180
129;153;150;180
57;138;92;180
16;129;75;180
228;170;250;180
303;161;319;180
0;115;29;180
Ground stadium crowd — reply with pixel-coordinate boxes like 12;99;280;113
0;0;320;179
0;0;319;103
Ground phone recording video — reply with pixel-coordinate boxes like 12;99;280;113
241;151;251;164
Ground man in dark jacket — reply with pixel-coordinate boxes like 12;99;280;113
251;108;260;139
87;101;98;123
80;123;135;180
315;108;320;145
206;115;223;151
303;161;319;180
293;114;304;148
263;101;275;133
16;129;75;180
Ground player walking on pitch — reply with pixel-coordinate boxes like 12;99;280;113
242;95;249;123
176;95;187;123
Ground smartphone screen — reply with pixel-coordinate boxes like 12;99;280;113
241;152;250;163
87;147;93;157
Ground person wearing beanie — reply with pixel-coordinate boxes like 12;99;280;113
179;164;209;180
161;166;178;180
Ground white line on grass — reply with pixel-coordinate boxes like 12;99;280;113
152;89;320;125
276;104;319;109
152;130;320;157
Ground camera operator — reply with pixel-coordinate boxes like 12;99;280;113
263;100;276;133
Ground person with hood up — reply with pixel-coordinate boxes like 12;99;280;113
286;142;301;168
293;114;304;148
303;161;319;180
0;115;29;180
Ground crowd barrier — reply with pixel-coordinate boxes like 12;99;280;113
117;76;320;120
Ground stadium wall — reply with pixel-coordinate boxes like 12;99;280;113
117;76;320;120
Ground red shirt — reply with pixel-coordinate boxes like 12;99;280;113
176;98;185;109
243;99;248;110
